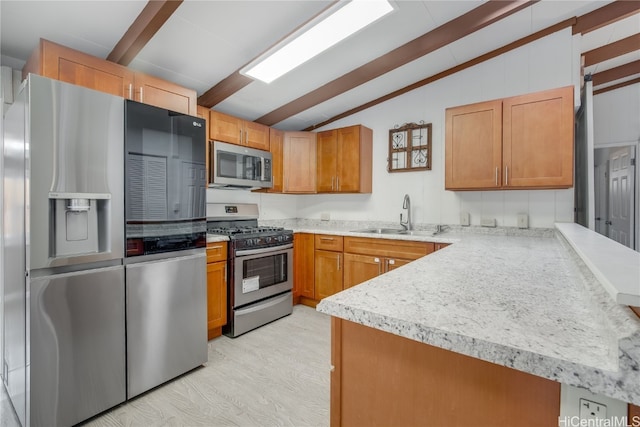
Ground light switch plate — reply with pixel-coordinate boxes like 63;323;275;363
460;212;470;226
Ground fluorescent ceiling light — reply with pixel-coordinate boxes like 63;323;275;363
242;0;395;84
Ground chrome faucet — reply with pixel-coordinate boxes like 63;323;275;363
400;194;412;231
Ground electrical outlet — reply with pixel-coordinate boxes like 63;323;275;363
579;398;607;419
559;384;627;425
480;217;496;227
517;213;528;229
460;212;470;226
320;212;330;221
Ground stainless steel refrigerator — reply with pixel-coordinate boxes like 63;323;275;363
3;75;126;427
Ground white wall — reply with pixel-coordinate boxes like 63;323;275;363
206;188;298;219
296;28;579;228
593;82;640;148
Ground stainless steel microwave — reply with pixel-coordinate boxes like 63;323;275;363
209;140;273;189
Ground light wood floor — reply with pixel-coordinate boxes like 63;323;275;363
1;305;330;427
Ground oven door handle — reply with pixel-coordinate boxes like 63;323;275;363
235;244;293;257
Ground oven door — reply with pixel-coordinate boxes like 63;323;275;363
233;244;292;308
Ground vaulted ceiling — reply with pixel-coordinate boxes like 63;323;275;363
1;0;638;131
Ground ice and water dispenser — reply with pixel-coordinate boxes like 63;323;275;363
48;192;111;258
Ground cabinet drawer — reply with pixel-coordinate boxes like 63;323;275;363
206;242;227;263
315;234;344;252
344;237;433;260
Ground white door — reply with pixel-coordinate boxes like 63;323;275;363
594;163;608;235
608;146;635;249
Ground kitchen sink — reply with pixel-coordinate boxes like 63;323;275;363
351;228;408;235
351;228;448;237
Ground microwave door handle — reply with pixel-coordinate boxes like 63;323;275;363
260;157;266;182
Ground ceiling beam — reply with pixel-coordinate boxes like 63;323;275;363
255;0;537;127
198;73;253;109
305;17;576;131
592;60;640;86
573;0;640;35
593;76;640;95
583;33;640;67
107;0;183;66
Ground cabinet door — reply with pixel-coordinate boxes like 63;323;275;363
244;121;270;151
210;111;242;144
435;242;450;251
198;106;212;184
25;39;135;99
268;128;284;192
502;86;574;188
343;252;381;289
344;237;433;259
385;257;412;272
283;131;317;193
445;100;502;190
315;250;343;299
134;72;196;115
294;233;315;299
317;129;337;192
315;234;344;252
336;125;362;192
207;261;227;338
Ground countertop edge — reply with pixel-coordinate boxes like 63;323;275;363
555;222;640;307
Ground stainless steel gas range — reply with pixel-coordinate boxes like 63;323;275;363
206;203;293;337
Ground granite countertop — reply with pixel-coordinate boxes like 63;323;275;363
308;222;640;406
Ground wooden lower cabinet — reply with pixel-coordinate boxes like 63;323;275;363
315;250;343;300
435;242;451;251
294;233;315;303
206;242;227;340
342;237;434;289
343;253;416;289
331;318;560;427
295;234;443;305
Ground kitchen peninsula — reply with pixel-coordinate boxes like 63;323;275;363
310;223;640;426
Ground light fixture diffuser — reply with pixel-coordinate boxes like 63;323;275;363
242;0;395;84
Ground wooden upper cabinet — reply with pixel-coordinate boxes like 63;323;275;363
209;110;270;151
210;111;242;144
134;71;196;115
503;86;574;188
316;125;372;193
22;39;197;115
317;130;337;192
445;100;502;190
267;128;284;193
197;105;212;184
23;39;134;98
283;131;317;193
445;86;574;191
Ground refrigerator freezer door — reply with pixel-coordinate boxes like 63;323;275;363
126;252;207;398
28;74;124;270
29;266;126;427
3;73;27;427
